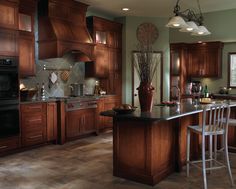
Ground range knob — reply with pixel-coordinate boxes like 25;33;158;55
67;103;74;109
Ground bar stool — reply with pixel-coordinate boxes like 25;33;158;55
186;103;234;189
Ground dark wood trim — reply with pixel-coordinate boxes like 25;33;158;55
131;50;163;106
228;52;236;88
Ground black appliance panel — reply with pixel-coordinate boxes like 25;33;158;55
0;104;19;138
0;56;18;100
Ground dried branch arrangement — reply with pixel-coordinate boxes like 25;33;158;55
133;43;160;83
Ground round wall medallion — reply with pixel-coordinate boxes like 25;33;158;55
136;23;159;45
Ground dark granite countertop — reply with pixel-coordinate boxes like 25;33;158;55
101;100;236;122
213;93;236;97
20;98;58;104
20;94;117;104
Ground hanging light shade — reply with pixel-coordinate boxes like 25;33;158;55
166;16;188;28
166;0;211;36
191;25;211;36
179;21;199;32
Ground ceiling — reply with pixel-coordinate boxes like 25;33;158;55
77;0;236;17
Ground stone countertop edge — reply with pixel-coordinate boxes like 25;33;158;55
20;98;58;104
20;94;117;104
101;101;236;122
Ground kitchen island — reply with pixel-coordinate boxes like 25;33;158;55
101;100;236;185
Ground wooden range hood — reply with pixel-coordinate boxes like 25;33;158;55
38;0;95;61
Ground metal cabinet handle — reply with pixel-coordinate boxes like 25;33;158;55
28;118;42;123
0;145;8;149
29;134;42;139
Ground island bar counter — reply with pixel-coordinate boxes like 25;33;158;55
101;100;236;186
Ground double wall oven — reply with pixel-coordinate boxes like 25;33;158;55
0;56;19;138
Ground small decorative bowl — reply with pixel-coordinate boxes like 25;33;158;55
112;107;137;114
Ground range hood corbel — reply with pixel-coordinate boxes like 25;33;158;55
38;0;95;61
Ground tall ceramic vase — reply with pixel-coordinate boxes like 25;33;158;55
137;82;154;112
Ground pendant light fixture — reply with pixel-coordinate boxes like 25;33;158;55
166;0;211;36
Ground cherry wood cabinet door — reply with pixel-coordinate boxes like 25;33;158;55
66;108;96;139
95;45;109;77
81;109;96;134
205;47;222;77
0;2;18;30
85;45;109;78
19;13;33;32
188;48;205;77
19;33;35;77
21;103;47;147
97;98;105;130
0;29;18;56
66;110;82;139
103;97;119;128
187;42;223;78
47;102;57;142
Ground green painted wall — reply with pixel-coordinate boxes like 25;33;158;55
116;16;170;104
170;9;236;94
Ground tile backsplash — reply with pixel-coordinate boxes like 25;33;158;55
20;53;97;98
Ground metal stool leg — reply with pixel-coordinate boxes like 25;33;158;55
209;135;213;174
224;133;235;186
187;128;190;177
214;135;217;160
202;135;207;189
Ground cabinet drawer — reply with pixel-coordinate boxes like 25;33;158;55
21;103;45;113
22;131;44;147
22;114;44;125
0;136;19;153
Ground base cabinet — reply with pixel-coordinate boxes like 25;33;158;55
46;102;57;142
97;96;120;130
66;108;96;140
0;136;19;154
20;102;57;147
21;103;47;147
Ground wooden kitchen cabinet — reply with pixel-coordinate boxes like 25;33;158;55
97;96;120;130
46;102;57;142
19;33;35;77
19;0;36;78
66;108;96;140
170;43;188;100
21;103;47;147
19;0;36;33
85;45;109;78
187;42;223;78
0;29;18;56
85;16;122;83
0;136;19;154
0;1;18;30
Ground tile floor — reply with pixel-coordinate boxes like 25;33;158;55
0;132;236;189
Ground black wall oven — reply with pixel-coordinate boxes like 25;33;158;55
0;56;18;100
0;56;19;138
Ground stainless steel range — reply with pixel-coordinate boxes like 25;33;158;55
57;96;99;144
65;97;98;111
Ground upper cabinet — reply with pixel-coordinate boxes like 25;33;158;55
85;16;122;78
18;0;36;78
0;0;18;56
170;43;188;100
187;42;223;78
0;0;18;30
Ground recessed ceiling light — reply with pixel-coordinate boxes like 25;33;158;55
122;8;130;11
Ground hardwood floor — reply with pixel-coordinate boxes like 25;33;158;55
0;132;235;189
